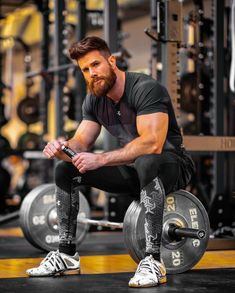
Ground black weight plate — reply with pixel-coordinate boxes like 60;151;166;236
123;190;210;274
20;185;43;250
122;200;141;263
17;132;41;150
19;183;90;251
17;96;40;124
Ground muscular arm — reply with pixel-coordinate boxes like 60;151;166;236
101;112;168;165
72;112;168;172
43;120;101;161
68;120;101;153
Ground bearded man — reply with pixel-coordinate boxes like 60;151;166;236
26;36;194;288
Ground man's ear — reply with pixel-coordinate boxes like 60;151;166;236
108;55;116;69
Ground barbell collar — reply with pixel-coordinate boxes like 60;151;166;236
168;224;206;240
77;217;123;229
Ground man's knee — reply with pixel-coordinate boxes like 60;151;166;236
134;154;162;188
54;161;76;189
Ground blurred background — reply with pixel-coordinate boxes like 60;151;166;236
0;0;234;240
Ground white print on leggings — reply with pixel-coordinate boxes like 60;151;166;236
153;177;162;192
144;219;160;253
140;189;157;214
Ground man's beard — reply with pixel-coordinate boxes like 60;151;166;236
88;66;117;97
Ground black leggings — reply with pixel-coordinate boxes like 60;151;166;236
54;151;190;258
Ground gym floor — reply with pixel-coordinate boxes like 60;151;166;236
0;219;235;293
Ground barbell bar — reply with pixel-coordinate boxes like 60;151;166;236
77;217;123;229
77;216;206;240
77;216;205;240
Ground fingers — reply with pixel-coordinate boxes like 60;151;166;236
77;165;86;174
71;153;100;173
43;139;64;159
62;140;69;147
72;153;86;173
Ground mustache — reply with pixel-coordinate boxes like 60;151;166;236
92;77;105;83
90;77;106;88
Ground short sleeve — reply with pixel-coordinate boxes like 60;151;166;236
82;94;100;123
134;80;169;116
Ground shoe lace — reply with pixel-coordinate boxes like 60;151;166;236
40;251;65;271
136;256;161;277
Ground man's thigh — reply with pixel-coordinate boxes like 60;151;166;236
157;152;181;194
134;152;181;194
82;165;140;196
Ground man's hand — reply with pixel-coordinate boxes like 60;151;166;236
43;139;69;160
72;152;104;173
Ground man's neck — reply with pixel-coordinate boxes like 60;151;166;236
106;70;126;103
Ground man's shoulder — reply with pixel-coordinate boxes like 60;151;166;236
126;71;164;90
85;93;95;100
126;72;168;101
126;71;153;82
83;93;97;110
84;93;99;104
84;93;107;110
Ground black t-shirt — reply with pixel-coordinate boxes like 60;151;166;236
82;71;183;151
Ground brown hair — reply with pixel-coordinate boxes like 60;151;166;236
69;36;111;60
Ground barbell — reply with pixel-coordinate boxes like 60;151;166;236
19;183;210;274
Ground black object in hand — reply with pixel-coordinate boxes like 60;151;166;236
61;145;76;159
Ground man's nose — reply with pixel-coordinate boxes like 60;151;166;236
89;68;97;77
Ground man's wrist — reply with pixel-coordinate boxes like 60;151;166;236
99;152;107;167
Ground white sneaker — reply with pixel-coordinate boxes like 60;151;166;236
26;250;80;277
128;255;167;288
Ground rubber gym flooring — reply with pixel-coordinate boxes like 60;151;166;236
0;219;235;293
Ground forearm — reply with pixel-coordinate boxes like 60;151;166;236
43;120;100;162
101;135;162;166
67;138;90;153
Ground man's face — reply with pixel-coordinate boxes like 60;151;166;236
78;50;117;97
